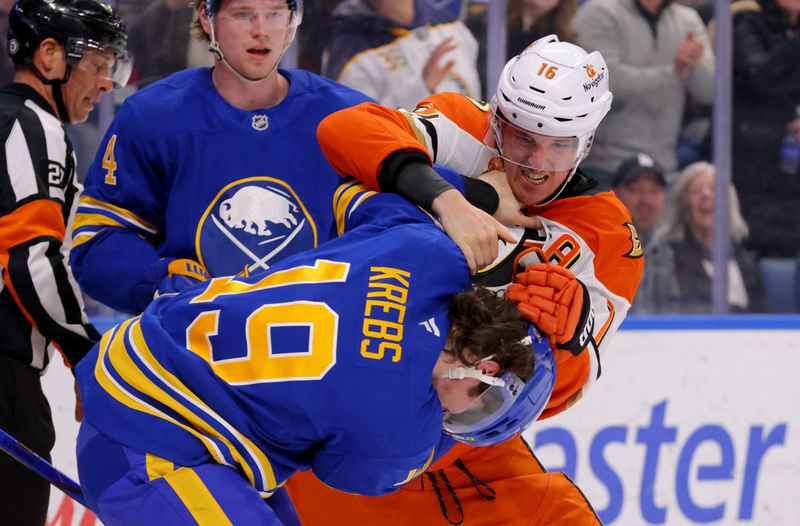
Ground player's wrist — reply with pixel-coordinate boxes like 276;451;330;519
381;156;455;210
460;176;500;215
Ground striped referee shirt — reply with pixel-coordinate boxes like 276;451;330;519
0;83;99;371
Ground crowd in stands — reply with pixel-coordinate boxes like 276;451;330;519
2;0;797;314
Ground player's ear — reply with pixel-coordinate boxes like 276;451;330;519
197;1;212;35
476;359;500;376
487;156;504;172
34;38;64;74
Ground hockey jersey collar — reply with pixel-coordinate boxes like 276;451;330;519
0;83;59;120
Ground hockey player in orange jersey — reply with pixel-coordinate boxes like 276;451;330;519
287;35;644;525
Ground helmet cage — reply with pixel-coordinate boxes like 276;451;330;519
442;327;555;446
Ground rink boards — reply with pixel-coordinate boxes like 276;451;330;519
41;316;800;525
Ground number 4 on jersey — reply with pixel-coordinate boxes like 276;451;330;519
102;134;118;185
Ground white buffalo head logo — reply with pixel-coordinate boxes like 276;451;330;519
219;186;299;237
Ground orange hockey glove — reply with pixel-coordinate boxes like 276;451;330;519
506;263;594;355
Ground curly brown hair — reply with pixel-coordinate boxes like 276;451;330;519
446;287;534;383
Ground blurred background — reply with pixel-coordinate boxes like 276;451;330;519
3;0;794;318
5;2;796;525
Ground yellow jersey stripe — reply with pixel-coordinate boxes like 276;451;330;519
332;180;363;214
72;231;99;248
72;212;125;231
93;320;232;475
104;323;262;489
145;453;175;481
164;468;233;526
125;322;277;491
334;182;374;236
76;195;159;233
404;111;430;147
394;446;436;487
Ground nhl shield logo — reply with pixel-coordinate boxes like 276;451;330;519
251;114;269;131
197;177;317;276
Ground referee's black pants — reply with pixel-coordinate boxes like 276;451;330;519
0;353;56;526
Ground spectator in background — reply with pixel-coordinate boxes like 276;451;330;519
127;0;215;88
466;0;578;93
324;0;481;109
506;0;578;54
296;0;340;73
730;0;800;259
679;0;714;24
0;0;15;84
114;0;159;24
612;153;667;248
612;153;666;314
639;162;768;313
573;0;714;186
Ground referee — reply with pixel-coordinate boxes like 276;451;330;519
0;1;130;524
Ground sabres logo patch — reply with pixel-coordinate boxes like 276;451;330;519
196;177;317;276
624;222;643;258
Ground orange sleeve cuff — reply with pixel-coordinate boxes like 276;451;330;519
318;102;432;189
0;199;66;252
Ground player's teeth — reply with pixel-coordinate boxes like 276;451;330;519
525;173;546;183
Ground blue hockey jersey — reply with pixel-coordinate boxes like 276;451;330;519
70;68;371;313
76;189;471;497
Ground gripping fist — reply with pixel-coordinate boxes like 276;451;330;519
506;263;593;355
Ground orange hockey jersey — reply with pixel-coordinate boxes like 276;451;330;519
318;94;644;419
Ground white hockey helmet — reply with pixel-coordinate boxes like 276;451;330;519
487;35;613;179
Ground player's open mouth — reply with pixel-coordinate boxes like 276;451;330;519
521;170;548;185
248;48;271;56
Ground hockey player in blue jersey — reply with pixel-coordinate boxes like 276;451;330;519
74;186;555;525
68;0;373;314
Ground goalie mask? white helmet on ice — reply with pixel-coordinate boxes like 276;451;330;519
487;35;613;202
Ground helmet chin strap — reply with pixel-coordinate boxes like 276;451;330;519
30;63;73;124
207;20;292;85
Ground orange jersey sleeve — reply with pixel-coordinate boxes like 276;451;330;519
317;94;495;189
317;102;431;189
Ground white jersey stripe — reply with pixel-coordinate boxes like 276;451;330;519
4;119;38;202
24;100;68;202
27;241;91;341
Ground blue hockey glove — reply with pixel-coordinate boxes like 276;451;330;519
133;258;210;312
155;258;210;297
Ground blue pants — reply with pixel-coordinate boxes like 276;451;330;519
76;421;300;525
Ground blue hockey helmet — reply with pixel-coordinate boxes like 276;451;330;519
442;326;555;446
